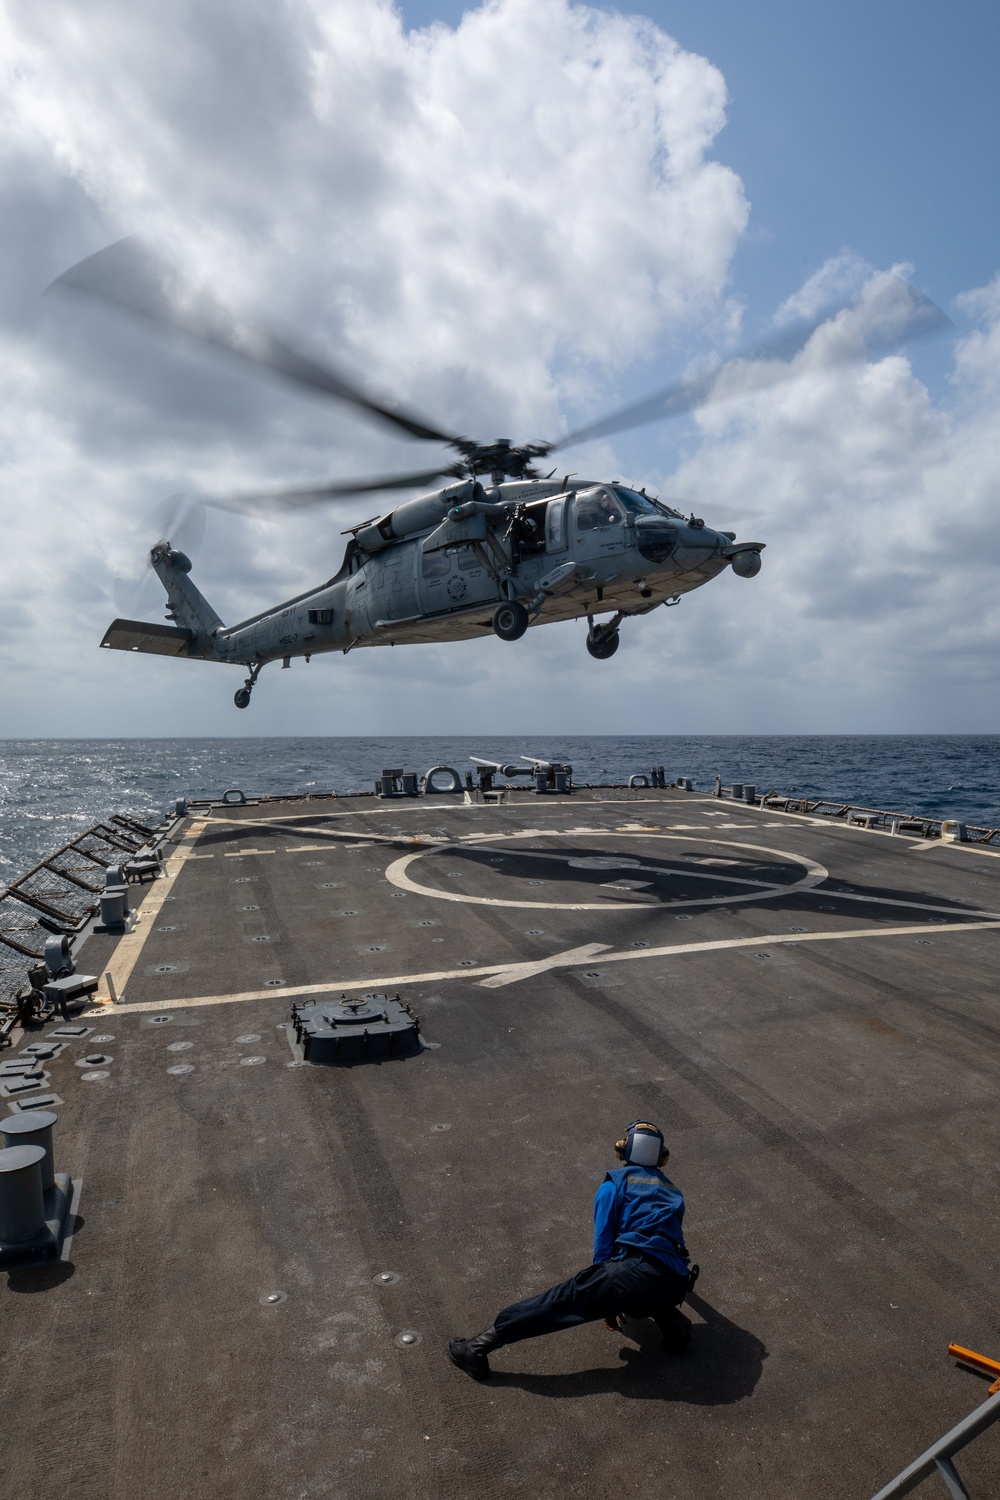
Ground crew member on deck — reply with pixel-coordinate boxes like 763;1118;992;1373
448;1120;697;1381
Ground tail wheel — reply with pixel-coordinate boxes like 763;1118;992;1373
234;688;252;709
586;629;620;660
493;600;529;641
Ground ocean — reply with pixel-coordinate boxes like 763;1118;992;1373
1;735;998;882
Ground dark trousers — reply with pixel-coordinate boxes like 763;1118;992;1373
493;1255;688;1346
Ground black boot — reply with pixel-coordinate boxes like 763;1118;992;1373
656;1308;692;1354
448;1326;500;1381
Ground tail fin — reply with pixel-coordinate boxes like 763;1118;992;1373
100;545;223;660
149;543;223;637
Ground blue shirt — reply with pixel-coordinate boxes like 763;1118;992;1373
593;1163;689;1277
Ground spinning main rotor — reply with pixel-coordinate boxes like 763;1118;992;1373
49;237;950;515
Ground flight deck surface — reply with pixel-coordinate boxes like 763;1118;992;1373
2;786;999;1499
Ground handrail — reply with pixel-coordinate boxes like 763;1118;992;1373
869;1347;1000;1499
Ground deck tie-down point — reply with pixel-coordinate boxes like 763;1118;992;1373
291;994;421;1065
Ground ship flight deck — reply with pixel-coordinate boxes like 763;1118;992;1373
2;783;999;1500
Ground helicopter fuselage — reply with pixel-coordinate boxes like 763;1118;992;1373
101;478;764;700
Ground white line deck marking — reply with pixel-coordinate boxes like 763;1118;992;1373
384;832;828;911
109;919;999;1014
104;821;207;1002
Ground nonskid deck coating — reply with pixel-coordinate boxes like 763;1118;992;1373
2;786;1000;1500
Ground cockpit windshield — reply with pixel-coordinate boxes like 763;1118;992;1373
610;486;683;520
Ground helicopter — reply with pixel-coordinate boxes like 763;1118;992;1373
50;239;948;709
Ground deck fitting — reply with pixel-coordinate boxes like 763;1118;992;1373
292;993;421;1065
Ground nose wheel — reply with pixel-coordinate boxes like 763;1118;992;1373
234;662;262;709
586;615;622;660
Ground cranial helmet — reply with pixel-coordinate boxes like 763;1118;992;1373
614;1120;666;1167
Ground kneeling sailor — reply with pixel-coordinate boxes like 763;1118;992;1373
448;1119;697;1381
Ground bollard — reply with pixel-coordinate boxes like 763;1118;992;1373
99;890;126;928
554;771;570;794
744;785;756;804
401;773;418;797
378;775;396;798
0;1144;47;1243
464;771;475;792
534;772;548;795
0;1112;57;1192
731;782;744;799
107;882;130;916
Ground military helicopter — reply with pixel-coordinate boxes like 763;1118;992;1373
50;239;948;709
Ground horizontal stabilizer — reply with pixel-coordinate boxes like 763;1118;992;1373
100;618;195;657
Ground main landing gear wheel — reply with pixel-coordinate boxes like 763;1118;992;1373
586;629;620;660
493;600;529;641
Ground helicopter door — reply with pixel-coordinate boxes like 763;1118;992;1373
419;540;495;614
573;487;626;556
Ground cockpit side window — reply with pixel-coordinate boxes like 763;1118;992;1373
611;485;683;520
575;488;623;531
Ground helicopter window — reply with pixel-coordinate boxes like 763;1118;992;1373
422;549;451;579
575;488;623;531
546;496;568;552
612;486;662;517
456;546;483;571
611;485;684;520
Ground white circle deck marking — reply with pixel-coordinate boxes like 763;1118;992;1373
384;831;828;911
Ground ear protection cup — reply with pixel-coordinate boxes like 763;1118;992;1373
615;1120;667;1165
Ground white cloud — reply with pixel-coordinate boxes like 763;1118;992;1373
774;249;872;326
0;0;752;732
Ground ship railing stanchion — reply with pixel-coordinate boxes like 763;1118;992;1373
868;1345;1000;1500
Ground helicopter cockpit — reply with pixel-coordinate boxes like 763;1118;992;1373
574;487;624;530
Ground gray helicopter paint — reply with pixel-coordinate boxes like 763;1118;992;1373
102;477;762;686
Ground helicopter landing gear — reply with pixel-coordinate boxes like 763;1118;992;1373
586;614;622;660
234;662;262;710
493;600;529;641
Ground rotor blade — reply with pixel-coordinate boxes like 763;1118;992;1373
552;280;951;451
48;237;462;446
201;464;461;517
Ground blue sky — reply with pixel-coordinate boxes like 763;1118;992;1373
403;1;1000;335
2;0;999;735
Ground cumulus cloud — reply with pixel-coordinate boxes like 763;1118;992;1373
0;0;997;736
0;0;751;732
650;262;1000;728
